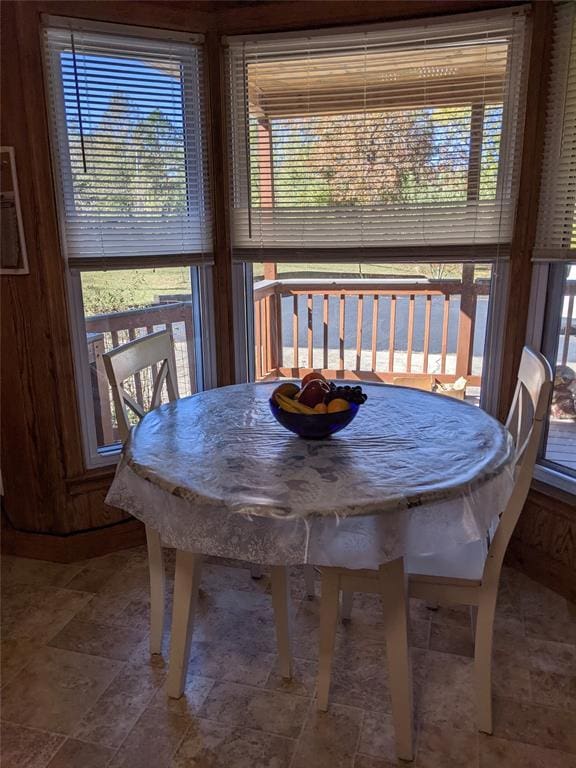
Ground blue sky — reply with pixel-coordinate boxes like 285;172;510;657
61;52;184;134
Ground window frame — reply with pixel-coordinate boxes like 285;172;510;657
67;264;216;469
225;7;530;260
528;262;576;495
42;17;216;469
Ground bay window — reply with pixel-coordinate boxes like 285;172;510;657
226;9;529;413
43;18;214;465
531;3;576;490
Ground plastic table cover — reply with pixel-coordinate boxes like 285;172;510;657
106;382;515;569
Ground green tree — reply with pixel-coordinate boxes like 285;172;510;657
70;91;187;216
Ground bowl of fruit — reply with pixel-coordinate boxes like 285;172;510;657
269;373;367;439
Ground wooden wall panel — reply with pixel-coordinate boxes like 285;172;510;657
215;0;523;34
1;3;69;533
508;490;576;603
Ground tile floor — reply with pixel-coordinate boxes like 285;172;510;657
1;547;575;767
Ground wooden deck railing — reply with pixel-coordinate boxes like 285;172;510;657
253;267;491;386
560;280;576;368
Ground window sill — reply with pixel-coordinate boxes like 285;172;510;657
533;464;576;500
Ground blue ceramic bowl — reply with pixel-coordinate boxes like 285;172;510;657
269;399;359;439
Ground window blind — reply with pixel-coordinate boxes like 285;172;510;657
43;20;211;268
534;3;576;262
226;9;529;261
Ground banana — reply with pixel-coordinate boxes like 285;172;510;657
275;394;300;413
276;393;316;415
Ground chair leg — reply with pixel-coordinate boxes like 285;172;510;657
317;569;341;712
304;565;316;599
379;558;414;762
474;591;497;734
167;550;202;698
145;526;165;655
341;591;353;623
271;566;293;680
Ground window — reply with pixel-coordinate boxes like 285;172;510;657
531;3;576;490
540;263;576;478
227;10;529;412
43;18;213;465
76;265;213;453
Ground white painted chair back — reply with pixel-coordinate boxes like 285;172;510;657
103;329;179;443
483;347;552;584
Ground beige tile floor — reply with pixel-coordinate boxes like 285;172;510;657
1;547;576;768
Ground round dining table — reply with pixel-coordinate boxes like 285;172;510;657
106;381;515;760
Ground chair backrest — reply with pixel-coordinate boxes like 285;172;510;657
483;346;553;584
102;329;179;442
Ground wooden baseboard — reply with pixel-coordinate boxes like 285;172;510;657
1;518;146;563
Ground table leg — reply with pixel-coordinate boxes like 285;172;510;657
270;565;293;680
167;550;202;698
317;568;341;712
379;557;413;762
341;590;353;623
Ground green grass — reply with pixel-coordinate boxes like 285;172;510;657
81;261;492;316
81;267;192;315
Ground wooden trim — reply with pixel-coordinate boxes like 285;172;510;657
9;1;212;33
216;1;525;35
528;485;576;517
1;517;146;563
531;480;576;508
498;1;554;421
205;30;236;386
65;467;116;496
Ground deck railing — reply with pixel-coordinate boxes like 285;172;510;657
253;267;490;386
560;280;576;368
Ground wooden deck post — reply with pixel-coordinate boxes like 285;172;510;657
257;118;281;372
88;333;114;445
456;264;476;378
182;302;197;392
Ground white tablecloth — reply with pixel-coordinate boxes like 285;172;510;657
106;382;515;569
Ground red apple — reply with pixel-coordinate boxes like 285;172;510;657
297;379;330;408
301;371;327;388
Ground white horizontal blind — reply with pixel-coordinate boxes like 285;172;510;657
226;9;529;261
43;22;211;267
534;3;576;262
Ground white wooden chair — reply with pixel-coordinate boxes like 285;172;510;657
316;346;553;750
103;329;181;655
103;330;314;680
